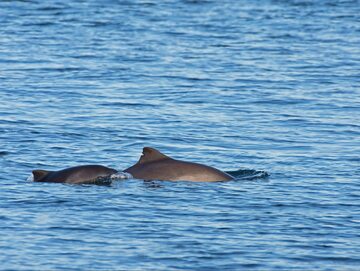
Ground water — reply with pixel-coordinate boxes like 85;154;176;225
1;0;359;270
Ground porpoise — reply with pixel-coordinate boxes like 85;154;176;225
124;147;233;182
32;165;117;184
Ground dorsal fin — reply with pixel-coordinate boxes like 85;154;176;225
32;170;50;182
137;147;169;164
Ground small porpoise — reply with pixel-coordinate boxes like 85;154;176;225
32;165;118;184
124;147;233;182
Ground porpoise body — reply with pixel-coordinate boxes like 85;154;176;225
124;147;233;182
32;165;117;184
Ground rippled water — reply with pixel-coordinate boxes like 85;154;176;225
1;0;360;270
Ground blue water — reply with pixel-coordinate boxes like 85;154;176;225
1;0;360;270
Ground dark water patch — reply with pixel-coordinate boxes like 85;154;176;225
86;21;112;28
47;226;93;232
0;0;37;3
22;21;57;27
8;199;70;205
183;0;214;4
0;151;9;156
37;5;69;12
99;102;158;108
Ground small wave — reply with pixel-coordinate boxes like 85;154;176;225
227;169;269;181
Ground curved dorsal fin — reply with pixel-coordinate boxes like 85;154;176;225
32;170;50;182
137;147;169;164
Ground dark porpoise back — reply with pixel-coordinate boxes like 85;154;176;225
124;147;233;182
32;165;117;184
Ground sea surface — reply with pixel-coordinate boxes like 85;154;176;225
1;0;359;270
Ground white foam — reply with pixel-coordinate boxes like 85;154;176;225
26;173;34;182
110;172;133;180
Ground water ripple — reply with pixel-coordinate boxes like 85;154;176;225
1;0;360;270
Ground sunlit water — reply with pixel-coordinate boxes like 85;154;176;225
1;0;359;270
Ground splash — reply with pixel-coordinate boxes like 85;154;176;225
109;172;133;180
26;174;34;182
227;169;269;181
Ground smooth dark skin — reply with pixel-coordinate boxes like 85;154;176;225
125;147;233;182
32;165;117;184
32;147;233;184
